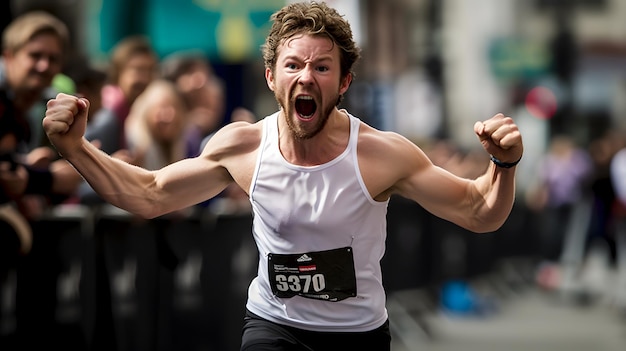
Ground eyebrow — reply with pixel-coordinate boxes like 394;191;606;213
282;55;334;63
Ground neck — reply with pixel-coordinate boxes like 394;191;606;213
278;109;349;166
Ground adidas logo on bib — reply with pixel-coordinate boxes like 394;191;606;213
297;254;312;262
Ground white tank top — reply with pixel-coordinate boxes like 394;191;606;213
246;111;389;332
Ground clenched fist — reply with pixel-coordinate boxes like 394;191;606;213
473;113;523;166
43;93;91;158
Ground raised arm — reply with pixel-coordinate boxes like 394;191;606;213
43;94;254;218
366;113;523;233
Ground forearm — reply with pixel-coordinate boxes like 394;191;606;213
62;138;231;217
63;138;160;217
471;162;517;232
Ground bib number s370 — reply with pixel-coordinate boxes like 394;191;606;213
267;247;357;302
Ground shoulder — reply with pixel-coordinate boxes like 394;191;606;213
199;119;263;189
200;119;263;160
355;121;432;199
357;121;426;160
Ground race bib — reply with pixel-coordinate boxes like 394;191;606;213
268;247;357;302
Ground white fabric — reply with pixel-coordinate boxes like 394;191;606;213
612;148;626;205
246;111;389;332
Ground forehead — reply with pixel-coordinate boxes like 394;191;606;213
149;88;183;105
278;34;338;61
125;53;157;67
19;32;63;54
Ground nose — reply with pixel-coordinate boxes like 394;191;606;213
157;106;177;123
34;56;51;72
137;67;155;83
298;65;314;85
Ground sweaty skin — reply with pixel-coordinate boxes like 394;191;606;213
43;34;523;233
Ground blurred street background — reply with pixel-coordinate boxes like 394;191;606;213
2;0;626;350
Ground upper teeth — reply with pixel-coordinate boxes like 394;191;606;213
298;96;313;100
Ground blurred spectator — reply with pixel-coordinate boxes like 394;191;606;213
526;135;594;290
161;51;257;213
125;79;194;219
98;35;159;154
0;11;83;257
76;36;158;205
161;51;226;157
586;131;626;259
1;15;83;343
560;131;626;302
610;132;626;312
25;71;77;152
608;135;626;206
1;10;68;154
124;79;190;170
63;55;107;122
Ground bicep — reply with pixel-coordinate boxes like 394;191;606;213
151;122;259;211
395;160;473;222
152;156;232;211
374;134;476;225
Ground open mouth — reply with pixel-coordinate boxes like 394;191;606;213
295;96;317;120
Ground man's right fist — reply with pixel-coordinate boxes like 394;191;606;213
43;93;90;157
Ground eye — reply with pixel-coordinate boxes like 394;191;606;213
317;66;329;72
29;52;43;61
286;63;298;70
48;55;61;65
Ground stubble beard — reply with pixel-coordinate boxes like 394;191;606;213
277;92;338;141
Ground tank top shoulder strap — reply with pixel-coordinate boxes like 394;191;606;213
346;111;361;157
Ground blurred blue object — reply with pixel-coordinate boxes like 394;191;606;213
440;280;499;317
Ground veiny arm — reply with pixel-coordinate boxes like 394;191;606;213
367;113;523;233
43;94;247;218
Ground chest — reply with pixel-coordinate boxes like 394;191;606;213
252;151;370;234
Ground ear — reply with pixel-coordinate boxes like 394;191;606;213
339;73;352;96
265;67;275;92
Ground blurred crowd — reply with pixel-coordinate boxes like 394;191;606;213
0;11;255;264
1;4;626;350
0;10;258;349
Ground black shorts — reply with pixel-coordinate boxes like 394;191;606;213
240;309;391;351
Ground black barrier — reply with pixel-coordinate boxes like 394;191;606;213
382;195;432;293
13;205;93;350
157;212;215;351
0;220;22;349
211;210;257;350
99;208;161;351
1;198;537;351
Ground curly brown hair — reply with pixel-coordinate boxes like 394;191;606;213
262;1;361;80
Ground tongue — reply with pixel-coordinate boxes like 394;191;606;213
296;99;316;117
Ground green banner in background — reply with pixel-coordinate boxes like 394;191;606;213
488;37;550;83
88;0;284;63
